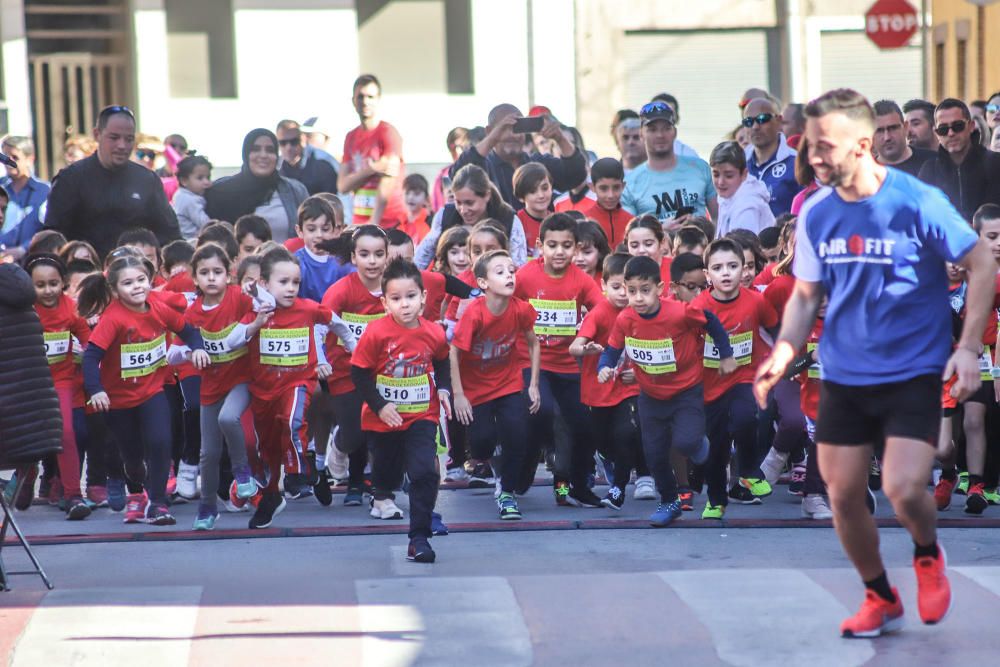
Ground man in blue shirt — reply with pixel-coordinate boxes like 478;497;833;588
0;136;50;261
742;97;800;216
754;88;994;639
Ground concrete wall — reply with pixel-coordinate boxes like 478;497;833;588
0;0;31;134
930;0;1000;101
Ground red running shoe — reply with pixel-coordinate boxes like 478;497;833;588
123;492;148;524
915;544;952;625
934;476;956;511
840;588;904;638
678;490;695;512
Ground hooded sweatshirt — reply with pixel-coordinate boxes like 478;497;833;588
716;175;776;238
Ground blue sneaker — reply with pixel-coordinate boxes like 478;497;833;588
193;506;219;531
649;500;683;527
343;485;364;506
431;511;449;536
107;477;127;512
233;465;258;499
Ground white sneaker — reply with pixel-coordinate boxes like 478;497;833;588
760;448;790;486
176;462;200;500
370;497;404;520
802;494;833;520
329;446;349;482
444;467;469;483
494;479;503;500
634;476;657;500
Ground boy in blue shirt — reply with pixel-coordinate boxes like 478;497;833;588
294;195;354;302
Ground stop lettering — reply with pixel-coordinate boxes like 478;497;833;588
865;0;919;49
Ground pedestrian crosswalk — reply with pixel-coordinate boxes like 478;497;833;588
7;566;1000;665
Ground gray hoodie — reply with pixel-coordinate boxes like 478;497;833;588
715;175;775;238
172;186;210;239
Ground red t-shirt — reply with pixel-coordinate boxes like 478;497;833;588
444;268;476;322
421;269;447;321
396;209;431;246
321;272;385;396
799;320;824;421
580;201;631;248
284;238;305;253
608;298;707;401
342;121;406;227
35;294;90;391
753;263;777;289
692;287;779;403
244;298;332;400
554;189;596;213
660;257;673;284
762;273;795;320
517;209;545;251
89;298;187;409
578;299;639;407
352;315;449;432
452;297;536;406
185;285;254;405
163;270;196;302
514;259;603;374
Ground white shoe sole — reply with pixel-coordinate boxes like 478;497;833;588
843;614;904;638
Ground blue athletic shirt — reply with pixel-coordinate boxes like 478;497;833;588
621;155;716;222
793;168;978;386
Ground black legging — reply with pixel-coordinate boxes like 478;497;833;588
105;391;173;505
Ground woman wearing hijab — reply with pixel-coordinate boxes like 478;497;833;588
205;129;309;243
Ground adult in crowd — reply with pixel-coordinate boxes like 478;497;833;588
63;134;96;165
903;99;938;152
918;98;1000;221
782;102;807;148
205;128;308;243
450;103;587;211
743;97;800;216
873;100;935;177
611;110;646;175
0;136;50;261
338;74;406;228
650;93;700;158
276;119;339;195
432;126;470;209
987;92;1000;135
44;105;180;259
620;101;717;222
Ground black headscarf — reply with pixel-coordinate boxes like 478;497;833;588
204;128;282;223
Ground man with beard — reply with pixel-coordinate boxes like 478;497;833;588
872;100;935;177
612;111;646;175
755;88;995;638
903;99;938;152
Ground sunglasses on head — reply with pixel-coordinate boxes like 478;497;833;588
278;137;301;147
742;113;774;128
640;101;671;116
934;120;968;136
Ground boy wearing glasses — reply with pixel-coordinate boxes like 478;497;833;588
742;97;801;217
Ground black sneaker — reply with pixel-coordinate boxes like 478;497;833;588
313;469;333;507
601;486;625;511
284;473;313;500
866;486;878;515
65;496;92;520
868;457;882;491
467;461;495;489
249;492;286;529
303;451;320;486
406;537;436;563
566;486;602;508
728;483;761;505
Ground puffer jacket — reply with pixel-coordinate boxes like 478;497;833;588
0;263;62;464
917;143;1000;221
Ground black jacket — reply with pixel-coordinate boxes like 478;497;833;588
0;264;63;465
450;146;588;211
45;154;181;259
917;144;1000;220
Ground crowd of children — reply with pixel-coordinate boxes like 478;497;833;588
6;148;1000;565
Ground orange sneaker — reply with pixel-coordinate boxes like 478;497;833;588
915;544;952;625
840;588;904;638
934;476;956;511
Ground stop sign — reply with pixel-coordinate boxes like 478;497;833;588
865;0;919;49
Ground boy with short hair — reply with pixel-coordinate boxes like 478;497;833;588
692;238;779;518
451;249;541;520
235;214;272;264
401;174;432;245
598;255;735;526
581;157;632;248
515;213;604;507
709;140;776;237
673;226;709;257
294;195;353;302
669;252;708;303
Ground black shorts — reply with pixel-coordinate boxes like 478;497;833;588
964;379;995;406
815;374;942;446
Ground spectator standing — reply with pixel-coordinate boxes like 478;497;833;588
276;119;339;195
0;135;50;261
743;97;800;216
903;99;938;152
873;100;936;177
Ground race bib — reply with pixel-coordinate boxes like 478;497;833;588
341;312;385;346
354;188;377;217
259;327;309;366
625;336;676;375
43;331;71;364
376;374;431;414
704;332;753;368
979;345;995;382
201;323;247;364
120;335;167;379
530;298;577;336
807;342;822;379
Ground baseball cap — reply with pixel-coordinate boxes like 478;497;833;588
528;105;552;118
639;101;676;126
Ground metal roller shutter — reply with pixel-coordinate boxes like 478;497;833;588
820;31;922;105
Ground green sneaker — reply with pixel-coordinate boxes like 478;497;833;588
498;492;522;520
740;477;773;499
984;487;1000;505
956;471;969;495
701;502;725;520
554;481;571;506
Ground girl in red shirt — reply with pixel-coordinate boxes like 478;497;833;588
572;220;611;286
513;162;553;253
351;258;452;563
28;254;92;520
625;215;673;286
79;255;210;526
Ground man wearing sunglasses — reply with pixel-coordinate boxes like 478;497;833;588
0;135;49;263
872;100;935;178
742;97;801;217
275;119;338;196
44;105;180;259
917;98;1000;221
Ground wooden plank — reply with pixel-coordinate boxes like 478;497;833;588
80;65;94;134
31;60;50;181
26;30;123;40
24;5;122;15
